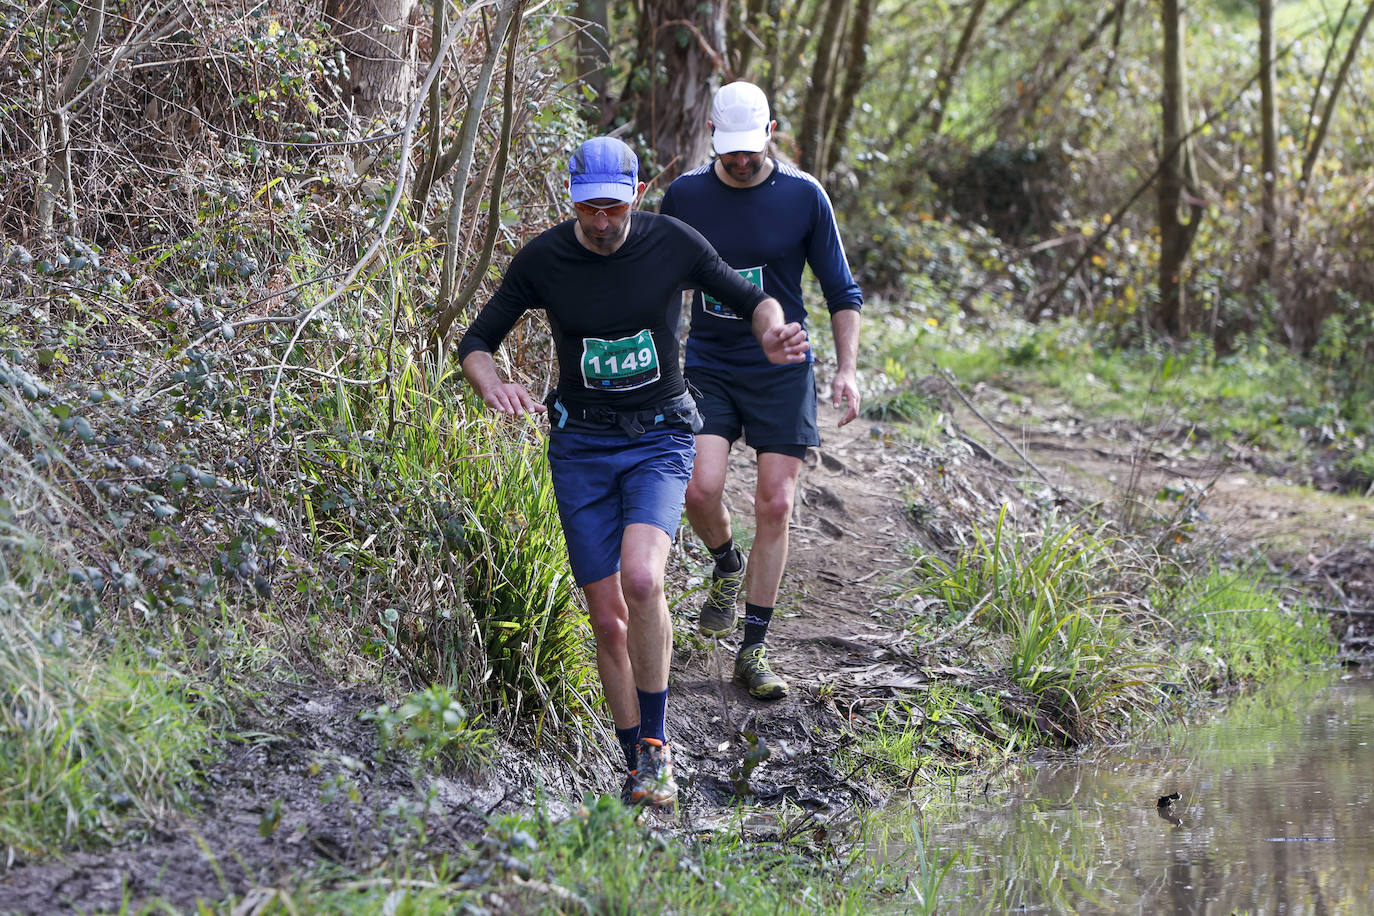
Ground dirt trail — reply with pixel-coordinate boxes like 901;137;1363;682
666;399;929;813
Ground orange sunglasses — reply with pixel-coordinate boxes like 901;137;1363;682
573;201;632;217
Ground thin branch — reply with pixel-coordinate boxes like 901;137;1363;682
938;368;1078;507
1298;0;1374;198
61;0;185;113
259;0;501;426
431;2;524;358
1299;0;1354;157
435;0;519;319
656;18;727;71
55;0;108;107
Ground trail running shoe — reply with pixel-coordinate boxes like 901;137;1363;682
619;772;639;806
629;738;678;808
734;644;789;700
699;550;744;636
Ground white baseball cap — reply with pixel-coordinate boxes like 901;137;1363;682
710;81;771;154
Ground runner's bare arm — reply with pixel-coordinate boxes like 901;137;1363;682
830;308;862;426
751;297;810;365
460;350;547;418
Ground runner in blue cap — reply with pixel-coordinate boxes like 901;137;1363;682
458;136;810;807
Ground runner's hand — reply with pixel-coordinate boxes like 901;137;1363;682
481;382;546;418
832;371;860;427
760;321;809;365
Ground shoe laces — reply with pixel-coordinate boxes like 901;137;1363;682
739;644;768;665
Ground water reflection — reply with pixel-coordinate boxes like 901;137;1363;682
919;671;1374;914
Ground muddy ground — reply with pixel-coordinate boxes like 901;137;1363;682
3;376;1371;915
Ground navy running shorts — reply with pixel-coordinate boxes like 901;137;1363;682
546;426;695;587
687;361;819;455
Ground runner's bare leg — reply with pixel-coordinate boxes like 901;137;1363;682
684;434;733;548
744;451;803;607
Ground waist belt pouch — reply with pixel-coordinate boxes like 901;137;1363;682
544;390;703;437
618;391;704;438
660;390;704;434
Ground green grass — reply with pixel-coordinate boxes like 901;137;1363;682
851;700;941;784
2;250;603;857
907;506;1157;741
110;795;945;914
843;686;1024;786
0;614;211;852
1163;568;1334;685
864;304;1371;463
365;683;495;773
281;320;598;732
476;795;933;916
0;413;215;853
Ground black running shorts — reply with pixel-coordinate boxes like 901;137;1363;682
687;361;818;456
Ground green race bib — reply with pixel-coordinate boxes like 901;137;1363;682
580;330;660;391
703;265;764;320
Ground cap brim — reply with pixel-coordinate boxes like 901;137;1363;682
712;128;769;155
570;181;635;204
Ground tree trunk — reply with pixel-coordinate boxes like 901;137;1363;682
1258;0;1278;280
732;0;768;78
798;0;848;174
824;0;872;177
929;0;988;135
1156;0;1203;339
325;0;419;121
575;0;612;123
1298;0;1374;198
760;0;786;98
781;0;825;93
36;0;106;238
627;0;727;181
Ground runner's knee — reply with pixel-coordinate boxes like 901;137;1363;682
618;563;664;606
684;476;722;514
588;606;629;648
754;486;795;530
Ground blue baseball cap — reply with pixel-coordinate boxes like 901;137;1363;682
568;137;639;203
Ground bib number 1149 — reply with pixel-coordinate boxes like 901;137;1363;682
580;330;660;390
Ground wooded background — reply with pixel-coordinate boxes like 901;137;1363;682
5;0;1374;361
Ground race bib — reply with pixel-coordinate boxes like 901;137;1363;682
702;265;764;320
580;330;660;390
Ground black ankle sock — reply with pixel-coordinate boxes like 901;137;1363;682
742;602;774;647
615;724;640;771
709;539;742;573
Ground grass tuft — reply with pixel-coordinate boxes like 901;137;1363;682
908;506;1157;741
1164;569;1333;684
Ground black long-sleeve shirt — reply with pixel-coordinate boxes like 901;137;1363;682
458;213;769;413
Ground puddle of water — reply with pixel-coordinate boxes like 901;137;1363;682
913;671;1374;915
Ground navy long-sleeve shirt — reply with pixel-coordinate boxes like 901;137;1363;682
660;159;862;371
457;213;769;413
